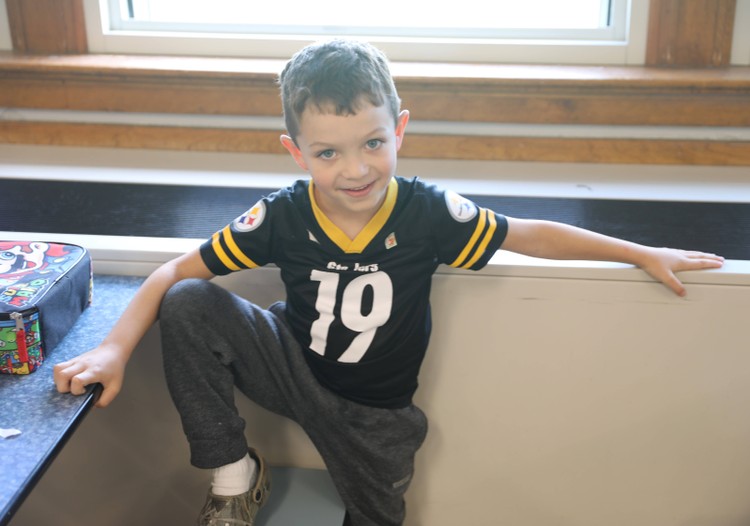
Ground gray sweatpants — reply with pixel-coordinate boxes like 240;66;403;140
159;279;428;526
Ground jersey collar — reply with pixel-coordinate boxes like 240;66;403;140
309;178;398;254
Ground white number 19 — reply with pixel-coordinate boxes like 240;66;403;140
309;270;393;363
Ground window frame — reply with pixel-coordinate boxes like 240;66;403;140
110;0;621;40
85;0;649;65
732;0;750;65
0;0;11;50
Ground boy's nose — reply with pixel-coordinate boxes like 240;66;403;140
342;155;368;179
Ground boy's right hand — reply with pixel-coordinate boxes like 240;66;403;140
52;249;215;409
53;343;128;408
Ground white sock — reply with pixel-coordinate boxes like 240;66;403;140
211;453;258;497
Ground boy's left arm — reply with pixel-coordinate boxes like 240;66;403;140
501;217;725;297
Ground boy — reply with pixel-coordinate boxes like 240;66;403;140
54;39;724;526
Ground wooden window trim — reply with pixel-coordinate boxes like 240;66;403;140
646;0;737;67
6;0;87;54
1;52;749;126
2;0;749;165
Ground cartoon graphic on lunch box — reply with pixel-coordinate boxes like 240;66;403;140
1;241;92;374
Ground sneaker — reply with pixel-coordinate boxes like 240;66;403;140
197;448;272;526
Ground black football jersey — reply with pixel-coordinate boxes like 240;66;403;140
200;176;508;408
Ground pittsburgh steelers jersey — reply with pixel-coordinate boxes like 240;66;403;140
200;176;508;408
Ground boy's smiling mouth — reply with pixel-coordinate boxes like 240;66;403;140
342;181;375;196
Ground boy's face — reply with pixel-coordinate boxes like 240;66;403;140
281;101;409;228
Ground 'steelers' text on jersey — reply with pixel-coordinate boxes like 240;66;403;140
200;177;508;408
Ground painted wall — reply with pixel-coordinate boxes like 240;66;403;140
9;250;749;526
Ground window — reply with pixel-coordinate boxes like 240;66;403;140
112;0;618;40
732;0;750;65
0;0;11;51
84;0;650;64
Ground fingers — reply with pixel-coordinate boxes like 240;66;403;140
96;384;121;408
53;359;87;395
681;250;725;269
664;271;686;297
647;263;686;297
53;361;121;407
53;361;92;396
70;369;98;396
650;248;724;297
53;347;126;407
53;353;123;407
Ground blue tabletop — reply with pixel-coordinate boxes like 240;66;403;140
0;274;143;525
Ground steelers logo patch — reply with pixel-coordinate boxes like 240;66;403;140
445;190;477;223
233;200;266;232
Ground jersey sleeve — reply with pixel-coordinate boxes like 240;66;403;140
429;185;508;270
199;195;276;275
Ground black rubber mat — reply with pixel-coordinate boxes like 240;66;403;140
1;178;747;259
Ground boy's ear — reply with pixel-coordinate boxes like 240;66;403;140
280;135;308;171
395;110;409;151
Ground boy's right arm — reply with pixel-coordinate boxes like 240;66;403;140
53;248;215;408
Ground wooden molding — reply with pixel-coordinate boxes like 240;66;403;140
1;53;749;127
2;121;749;166
1;54;748;164
6;0;87;54
0;122;287;154
646;0;737;67
403;134;750;166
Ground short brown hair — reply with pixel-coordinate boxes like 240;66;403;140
278;39;401;140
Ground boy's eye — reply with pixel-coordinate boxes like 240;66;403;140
317;149;335;159
366;139;383;150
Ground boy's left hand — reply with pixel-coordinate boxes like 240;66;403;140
638;247;724;297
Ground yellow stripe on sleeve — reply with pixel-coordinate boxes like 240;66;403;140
449;208;487;268
459;211;497;269
221;225;259;269
211;231;241;271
